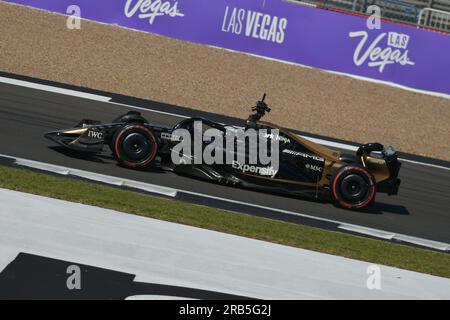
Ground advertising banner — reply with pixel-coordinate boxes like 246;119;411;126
4;0;450;96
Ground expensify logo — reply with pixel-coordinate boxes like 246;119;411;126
349;31;415;73
124;0;185;25
221;6;288;44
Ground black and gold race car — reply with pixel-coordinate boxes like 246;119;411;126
45;95;401;210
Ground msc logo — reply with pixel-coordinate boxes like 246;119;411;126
88;131;103;140
305;163;323;172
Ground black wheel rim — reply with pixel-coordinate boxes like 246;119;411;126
339;173;369;204
122;132;151;161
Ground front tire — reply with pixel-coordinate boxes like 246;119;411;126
331;165;376;210
113;124;157;169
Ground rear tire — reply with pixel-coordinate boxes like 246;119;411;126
331;165;376;210
113;124;157;169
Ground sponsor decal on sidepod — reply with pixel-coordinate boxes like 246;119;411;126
282;149;324;162
232;161;278;177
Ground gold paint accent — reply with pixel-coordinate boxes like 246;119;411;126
363;155;390;182
63;128;88;135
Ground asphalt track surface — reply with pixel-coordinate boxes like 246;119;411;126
0;82;449;243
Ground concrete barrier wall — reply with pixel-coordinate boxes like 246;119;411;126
4;0;450;96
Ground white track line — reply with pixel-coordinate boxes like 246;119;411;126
0;76;111;102
1;153;449;252
1;75;449;171
110;101;190;119
302;137;450;170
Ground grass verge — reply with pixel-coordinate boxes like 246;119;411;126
1;165;449;278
